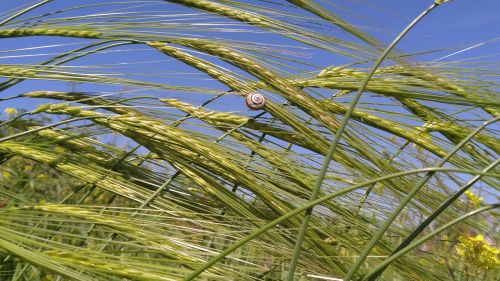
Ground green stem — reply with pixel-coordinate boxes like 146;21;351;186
345;115;499;280
0;236;91;281
0;41;133;92
180;167;498;281
288;2;440;280
0;116;99;143
361;205;499;280
0;0;54;27
367;157;500;280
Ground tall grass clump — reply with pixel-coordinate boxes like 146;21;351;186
0;0;498;280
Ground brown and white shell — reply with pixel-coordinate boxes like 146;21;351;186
245;93;266;110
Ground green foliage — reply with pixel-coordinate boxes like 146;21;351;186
0;1;498;280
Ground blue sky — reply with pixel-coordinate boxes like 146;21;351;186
1;1;498;75
0;1;498;201
0;0;498;113
341;0;500;60
1;0;498;157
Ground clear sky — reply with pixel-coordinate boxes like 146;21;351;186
360;0;500;59
0;1;498;203
0;0;498;110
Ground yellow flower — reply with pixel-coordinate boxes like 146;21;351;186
456;234;500;270
2;170;11;179
435;0;451;5
465;190;483;208
324;237;337;244
4;107;18;116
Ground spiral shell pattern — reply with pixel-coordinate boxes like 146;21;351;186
245;93;266;110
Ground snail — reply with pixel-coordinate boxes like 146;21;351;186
245;93;266;110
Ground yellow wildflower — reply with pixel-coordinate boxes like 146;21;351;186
324;237;337;245
2;170;11;179
4;107;17;115
375;182;384;194
456;234;500;270
465;190;483;208
435;0;451;5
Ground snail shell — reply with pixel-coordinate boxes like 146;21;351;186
245;93;266;110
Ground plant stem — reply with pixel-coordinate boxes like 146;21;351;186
0;117;99;143
288;2;440;280
0;0;54;27
367;156;500;280
361;204;499;280
180;166;497;281
345;115;499;280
